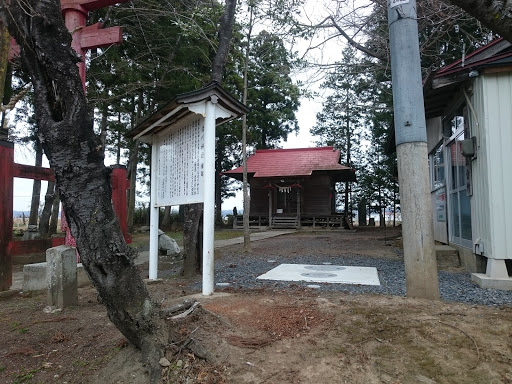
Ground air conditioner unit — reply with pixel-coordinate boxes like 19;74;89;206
461;136;476;157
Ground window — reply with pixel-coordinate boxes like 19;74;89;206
431;145;445;190
445;107;472;248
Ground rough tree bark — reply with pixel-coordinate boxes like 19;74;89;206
211;0;237;83
161;206;172;230
0;1;165;381
446;0;512;43
182;204;201;277
28;140;43;227
38;181;55;237
49;189;60;236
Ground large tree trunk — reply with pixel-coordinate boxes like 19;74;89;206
182;203;202;277
0;1;165;381
161;206;172;230
38;181;55;237
49;189;60;235
28;140;43;227
447;0;512;43
183;0;238;271
211;0;237;83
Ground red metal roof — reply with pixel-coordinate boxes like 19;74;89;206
224;147;355;179
436;38;512;77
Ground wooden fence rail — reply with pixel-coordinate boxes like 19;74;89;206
0;141;130;291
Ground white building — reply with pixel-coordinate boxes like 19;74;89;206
424;38;512;289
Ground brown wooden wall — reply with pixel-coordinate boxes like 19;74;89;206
249;179;270;215
248;174;333;216
301;174;331;215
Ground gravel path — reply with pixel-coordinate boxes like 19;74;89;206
188;231;512;307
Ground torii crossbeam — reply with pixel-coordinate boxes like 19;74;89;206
9;0;128;89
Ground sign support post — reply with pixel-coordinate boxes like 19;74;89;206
202;99;217;295
126;83;248;292
149;143;159;280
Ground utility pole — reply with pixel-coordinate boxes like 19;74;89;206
387;0;439;299
242;4;254;252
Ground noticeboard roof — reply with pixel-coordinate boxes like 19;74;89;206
126;82;248;140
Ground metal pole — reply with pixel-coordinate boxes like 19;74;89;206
202;99;216;295
148;142;159;280
387;0;439;299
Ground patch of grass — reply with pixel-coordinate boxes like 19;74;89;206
10;321;20;331
213;230;244;240
18;327;29;334
72;358;88;368
333;345;347;354
12;367;41;383
0;363;5;372
165;231;183;246
132;228;256;250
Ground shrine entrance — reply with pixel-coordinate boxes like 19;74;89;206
275;186;300;215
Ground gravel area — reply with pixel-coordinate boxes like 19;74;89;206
187;231;512;307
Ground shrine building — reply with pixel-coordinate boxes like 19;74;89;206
223;147;356;228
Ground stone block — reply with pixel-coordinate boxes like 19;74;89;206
22;262;91;292
22;262;47;291
435;245;461;269
76;263;92;287
46;246;78;309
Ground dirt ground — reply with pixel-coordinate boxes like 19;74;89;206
1;228;512;384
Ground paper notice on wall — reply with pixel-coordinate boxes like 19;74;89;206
389;0;409;8
155;115;205;206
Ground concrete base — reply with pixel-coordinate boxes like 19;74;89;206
257;264;380;286
435;245;460;269
471;273;512;291
22;262;91;291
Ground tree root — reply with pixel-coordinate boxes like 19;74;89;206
159;299;197;318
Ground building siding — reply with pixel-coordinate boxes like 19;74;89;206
472;72;512;260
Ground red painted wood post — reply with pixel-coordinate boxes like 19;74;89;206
0;141;14;291
61;3;88;89
111;165;130;243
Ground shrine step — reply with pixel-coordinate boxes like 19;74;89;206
272;217;299;229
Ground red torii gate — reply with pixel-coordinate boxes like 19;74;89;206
0;142;130;291
1;0;130;291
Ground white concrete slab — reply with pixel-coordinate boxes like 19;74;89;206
257;264;380;286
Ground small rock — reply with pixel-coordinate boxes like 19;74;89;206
43;306;62;314
159;357;171;367
416;375;437;384
176;360;183;367
158;233;181;256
